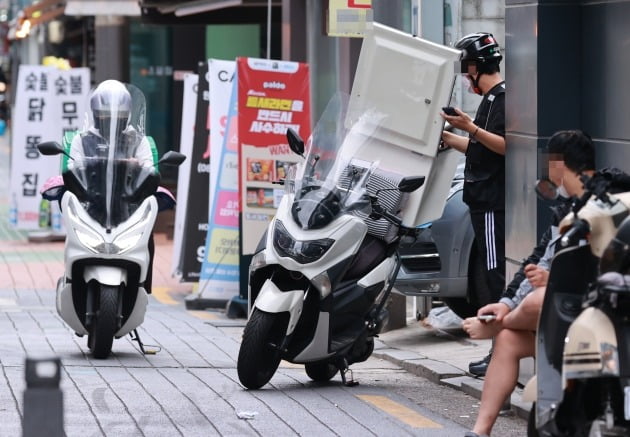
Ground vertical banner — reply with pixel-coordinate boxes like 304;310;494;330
197;60;239;303
238;58;311;255
9;65;90;229
171;73;198;276
180;63;210;282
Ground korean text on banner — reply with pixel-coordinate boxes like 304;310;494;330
171;73;198;276
198;59;239;303
9;65;90;229
237;57;311;255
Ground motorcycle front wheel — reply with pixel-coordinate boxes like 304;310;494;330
88;284;119;359
237;309;288;389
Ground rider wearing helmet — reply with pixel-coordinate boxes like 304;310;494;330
455;32;503;95
66;80;158;294
68;80;156;167
440;32;506;378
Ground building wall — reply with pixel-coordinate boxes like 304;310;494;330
505;0;630;278
448;0;505;114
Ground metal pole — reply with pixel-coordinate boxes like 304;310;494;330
267;0;272;58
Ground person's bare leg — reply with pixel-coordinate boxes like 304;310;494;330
472;328;535;436
501;286;545;331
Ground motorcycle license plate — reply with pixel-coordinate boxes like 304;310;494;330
625;386;630;420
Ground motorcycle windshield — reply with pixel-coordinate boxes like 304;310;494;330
65;83;158;229
291;93;382;230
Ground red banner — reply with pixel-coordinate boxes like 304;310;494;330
237;58;311;255
238;58;310;147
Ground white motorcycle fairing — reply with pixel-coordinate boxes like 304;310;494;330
563;307;619;381
56;190;157;337
255;194;368;293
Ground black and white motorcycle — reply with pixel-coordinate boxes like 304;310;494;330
237;95;427;389
38;81;185;359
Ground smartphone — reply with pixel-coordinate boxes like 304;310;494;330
442;106;458;116
477;314;497;321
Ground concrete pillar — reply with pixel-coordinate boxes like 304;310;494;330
504;1;581;278
94;15;129;82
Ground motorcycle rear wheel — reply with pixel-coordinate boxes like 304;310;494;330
237;309;288;389
88;284;119;359
305;361;338;382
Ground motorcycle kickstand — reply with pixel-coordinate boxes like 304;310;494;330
130;329;161;355
338;358;359;387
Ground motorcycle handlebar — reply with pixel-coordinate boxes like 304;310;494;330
560;218;590;248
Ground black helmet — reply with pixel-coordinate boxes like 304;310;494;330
455;32;502;73
90;80;131;137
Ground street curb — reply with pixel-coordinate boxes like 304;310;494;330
373;348;531;420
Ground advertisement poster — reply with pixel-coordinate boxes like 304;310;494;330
237;58;311;255
180;63;210;282
9;65;90;229
197;59;240;303
171;73;198;276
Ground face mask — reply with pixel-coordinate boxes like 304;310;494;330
557;183;570;199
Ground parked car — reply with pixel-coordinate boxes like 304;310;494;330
395;158;490;319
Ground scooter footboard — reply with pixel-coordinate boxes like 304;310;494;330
254;279;304;335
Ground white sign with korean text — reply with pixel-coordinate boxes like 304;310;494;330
9;65;90;229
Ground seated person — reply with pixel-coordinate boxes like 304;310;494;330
461;130;596;437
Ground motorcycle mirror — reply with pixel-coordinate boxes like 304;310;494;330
286;128;305;157
398;176;425;193
37;141;66;156
158;151;186;167
535;178;558;201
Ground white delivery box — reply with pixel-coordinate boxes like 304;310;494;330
347;22;462;227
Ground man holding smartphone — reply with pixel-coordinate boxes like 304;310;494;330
440;32;506;377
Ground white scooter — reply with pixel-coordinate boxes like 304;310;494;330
237;95;427;389
525;173;630;436
38;82;185;358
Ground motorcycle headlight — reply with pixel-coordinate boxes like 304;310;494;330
112;204;153;253
113;232;143;253
273;220;334;264
250;250;267;273
74;228;104;253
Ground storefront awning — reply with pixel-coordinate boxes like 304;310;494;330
65;0;141;16
139;0;280;24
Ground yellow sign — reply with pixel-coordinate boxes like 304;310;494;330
327;0;373;38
